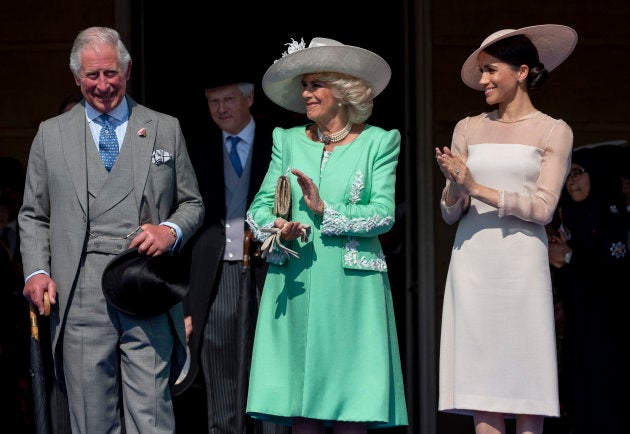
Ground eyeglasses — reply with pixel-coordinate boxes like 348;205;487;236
567;167;586;180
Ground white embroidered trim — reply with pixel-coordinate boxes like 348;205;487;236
246;211;275;242
322;205;394;236
349;171;364;204
343;238;388;271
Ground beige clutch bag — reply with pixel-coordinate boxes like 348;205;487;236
272;174;291;220
261;174;310;259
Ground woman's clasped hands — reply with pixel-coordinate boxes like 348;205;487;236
436;146;465;182
435;146;477;194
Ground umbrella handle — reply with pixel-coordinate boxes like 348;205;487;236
243;229;252;268
29;291;51;340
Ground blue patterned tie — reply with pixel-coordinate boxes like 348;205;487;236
228;136;243;177
98;114;119;172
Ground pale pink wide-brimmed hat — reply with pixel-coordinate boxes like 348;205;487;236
461;24;578;91
262;37;391;113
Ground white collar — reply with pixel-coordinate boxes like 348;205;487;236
86;97;129;123
223;116;255;146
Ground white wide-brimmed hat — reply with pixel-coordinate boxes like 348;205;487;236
262;37;391;113
461;24;578;91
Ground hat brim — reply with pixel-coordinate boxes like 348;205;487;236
461;24;578;91
262;44;391;113
101;248;189;317
200;70;256;91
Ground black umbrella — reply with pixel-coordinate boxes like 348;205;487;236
29;293;50;434
235;229;257;433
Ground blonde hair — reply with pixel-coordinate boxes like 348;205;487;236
315;72;374;124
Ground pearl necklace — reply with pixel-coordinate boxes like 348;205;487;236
317;121;352;144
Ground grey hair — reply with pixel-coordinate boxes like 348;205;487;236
205;82;255;98
315;72;374;124
69;27;131;77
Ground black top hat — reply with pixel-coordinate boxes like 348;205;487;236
101;248;189;317
197;55;260;91
201;72;256;91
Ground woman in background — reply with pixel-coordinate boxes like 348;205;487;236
548;145;628;433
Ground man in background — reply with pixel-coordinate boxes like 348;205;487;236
173;72;289;434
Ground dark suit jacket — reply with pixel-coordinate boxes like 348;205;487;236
173;117;274;395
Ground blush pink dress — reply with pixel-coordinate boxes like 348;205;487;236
438;110;572;417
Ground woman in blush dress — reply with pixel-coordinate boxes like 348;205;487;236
435;24;577;434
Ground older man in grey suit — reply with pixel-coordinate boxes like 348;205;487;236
19;27;204;434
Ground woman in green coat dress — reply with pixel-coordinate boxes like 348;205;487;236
245;36;408;433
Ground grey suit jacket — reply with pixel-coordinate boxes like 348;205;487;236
18;96;204;384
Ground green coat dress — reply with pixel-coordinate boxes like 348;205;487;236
245;124;408;428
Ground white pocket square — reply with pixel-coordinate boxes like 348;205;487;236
152;149;172;166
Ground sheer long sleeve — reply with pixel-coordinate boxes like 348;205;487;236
440;118;471;225
500;119;573;224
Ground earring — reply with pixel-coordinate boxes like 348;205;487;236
338;102;342;107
